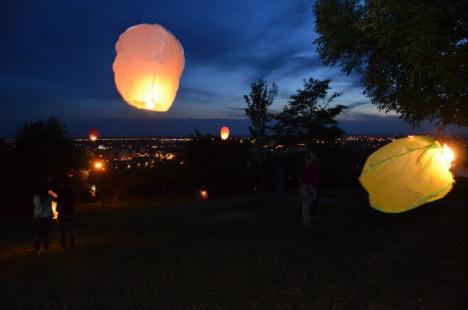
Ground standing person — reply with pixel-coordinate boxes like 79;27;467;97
298;153;320;229
273;157;285;195
56;177;77;250
33;181;53;255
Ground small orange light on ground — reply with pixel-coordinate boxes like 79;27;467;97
200;190;208;200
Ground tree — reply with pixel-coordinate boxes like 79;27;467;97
313;0;468;126
244;79;279;138
273;78;347;140
15;117;84;183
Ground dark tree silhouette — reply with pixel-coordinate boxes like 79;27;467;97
273;78;347;140
314;0;468;126
15;117;84;183
244;79;278;138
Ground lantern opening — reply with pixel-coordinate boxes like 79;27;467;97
442;144;455;169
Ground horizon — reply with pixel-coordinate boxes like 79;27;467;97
2;117;468;139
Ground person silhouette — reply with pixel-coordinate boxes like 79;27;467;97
298;153;320;229
33;180;53;255
56;177;77;250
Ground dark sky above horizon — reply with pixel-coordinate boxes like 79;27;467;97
1;0;467;138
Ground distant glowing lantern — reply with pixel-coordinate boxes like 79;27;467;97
359;136;455;213
200;189;209;200
113;24;185;112
88;128;100;141
220;126;230;140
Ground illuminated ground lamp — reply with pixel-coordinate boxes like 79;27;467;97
220;126;230;140
359;136;456;213
199;188;209;200
88;128;100;142
113;24;185;112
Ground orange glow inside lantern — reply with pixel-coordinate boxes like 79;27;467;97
200;190;208;200
220;126;230;140
113;24;185;112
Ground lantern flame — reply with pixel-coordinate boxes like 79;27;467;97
442;144;455;169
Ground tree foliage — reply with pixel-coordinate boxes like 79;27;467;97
314;0;468;126
15;117;84;182
244;79;278;138
273;78;347;140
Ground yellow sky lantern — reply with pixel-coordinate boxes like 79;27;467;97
359;136;455;213
113;24;185;112
220;126;230;140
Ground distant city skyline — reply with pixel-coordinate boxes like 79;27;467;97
2;117;468;139
1;0;467;137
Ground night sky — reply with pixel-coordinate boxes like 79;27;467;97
1;0;467;137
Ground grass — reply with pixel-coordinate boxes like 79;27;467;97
1;184;468;309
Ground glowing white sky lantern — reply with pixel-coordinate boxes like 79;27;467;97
220;126;230;140
113;24;185;112
359;136;456;213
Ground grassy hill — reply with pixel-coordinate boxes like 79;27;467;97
1;186;468;309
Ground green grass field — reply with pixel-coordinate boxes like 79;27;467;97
1;186;468;309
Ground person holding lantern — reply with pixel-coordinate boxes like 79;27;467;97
298;152;320;229
32;180;54;255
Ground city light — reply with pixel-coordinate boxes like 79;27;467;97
93;160;105;171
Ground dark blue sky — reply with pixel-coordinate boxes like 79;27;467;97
1;0;467;137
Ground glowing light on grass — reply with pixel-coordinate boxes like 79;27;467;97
200;189;208;200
